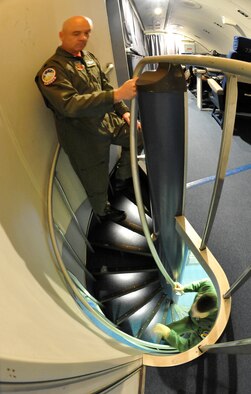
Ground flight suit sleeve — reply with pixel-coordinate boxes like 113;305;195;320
183;279;216;295
165;329;202;352
101;71;130;116
114;100;130;117
94;54;130;117
35;63;115;118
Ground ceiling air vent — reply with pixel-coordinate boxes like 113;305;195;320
237;9;249;18
203;29;210;34
214;22;223;28
181;0;201;9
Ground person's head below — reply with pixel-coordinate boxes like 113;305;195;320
59;16;93;56
190;293;218;319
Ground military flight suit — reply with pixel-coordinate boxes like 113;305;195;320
165;279;218;352
35;46;141;214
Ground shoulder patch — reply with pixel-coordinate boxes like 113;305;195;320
42;68;56;85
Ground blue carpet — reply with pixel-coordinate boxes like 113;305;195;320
187;163;251;189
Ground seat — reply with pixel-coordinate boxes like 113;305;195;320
184;63;222;110
208;36;251;128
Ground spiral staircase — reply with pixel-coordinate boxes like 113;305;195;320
50;59;232;365
86;168;178;344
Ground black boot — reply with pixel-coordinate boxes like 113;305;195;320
98;202;126;223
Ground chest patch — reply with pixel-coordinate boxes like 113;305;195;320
200;331;209;339
85;59;96;67
75;61;85;71
42;68;56;85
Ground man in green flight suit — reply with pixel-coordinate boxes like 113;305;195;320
35;15;142;223
153;279;218;352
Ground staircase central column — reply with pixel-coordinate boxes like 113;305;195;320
136;63;187;290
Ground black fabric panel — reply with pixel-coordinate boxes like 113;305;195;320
119;0;149;76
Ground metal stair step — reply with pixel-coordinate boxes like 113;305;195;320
103;281;161;324
136;294;170;339
94;269;159;301
116;284;162;326
109;194;152;235
86;246;156;273
109;166;151;215
89;221;151;256
95;271;159;303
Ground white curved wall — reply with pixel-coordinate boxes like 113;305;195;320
0;0;141;387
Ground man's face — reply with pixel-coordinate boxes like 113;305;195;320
60;17;92;55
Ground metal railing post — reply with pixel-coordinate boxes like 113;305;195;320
223;264;251;299
200;74;238;250
200;338;251;354
54;174;94;253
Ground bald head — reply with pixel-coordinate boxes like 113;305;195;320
61;16;93;33
59;16;93;55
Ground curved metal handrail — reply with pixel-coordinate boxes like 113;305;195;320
134;54;251;81
47;143;178;354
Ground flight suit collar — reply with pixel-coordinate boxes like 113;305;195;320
56;46;85;59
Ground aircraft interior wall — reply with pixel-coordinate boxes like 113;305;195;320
0;0;142;390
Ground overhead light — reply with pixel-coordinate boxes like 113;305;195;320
154;7;162;15
169;24;184;30
166;24;184;33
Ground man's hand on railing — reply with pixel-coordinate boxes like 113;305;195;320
153;323;171;340
173;282;185;295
